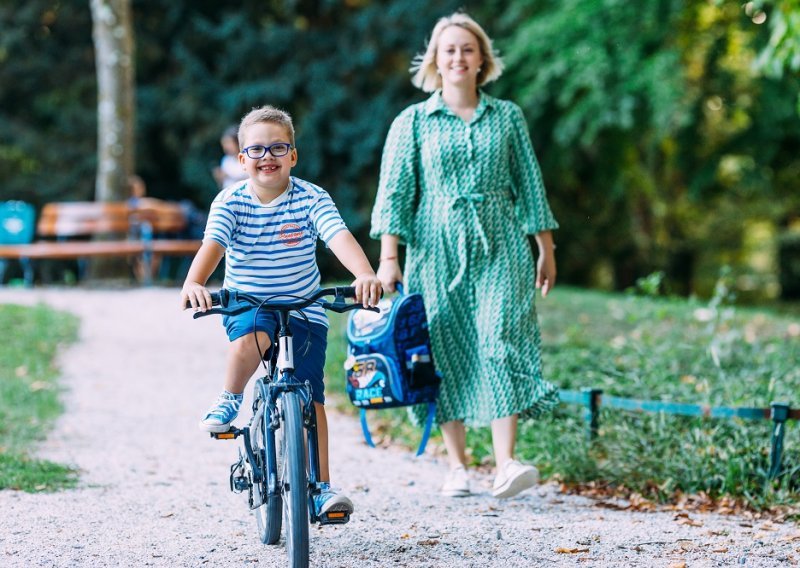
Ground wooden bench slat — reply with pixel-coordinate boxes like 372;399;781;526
0;200;203;286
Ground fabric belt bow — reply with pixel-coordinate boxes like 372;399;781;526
448;193;490;292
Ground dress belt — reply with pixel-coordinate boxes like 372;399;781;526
447;193;492;292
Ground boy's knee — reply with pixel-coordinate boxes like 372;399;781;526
231;332;271;356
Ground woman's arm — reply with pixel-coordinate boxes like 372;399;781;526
376;233;403;293
534;230;556;297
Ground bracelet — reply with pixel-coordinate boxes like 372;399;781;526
379;255;398;261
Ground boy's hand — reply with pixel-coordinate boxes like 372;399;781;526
181;281;213;311
352;273;382;308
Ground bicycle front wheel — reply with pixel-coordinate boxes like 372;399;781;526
252;382;281;544
281;391;309;568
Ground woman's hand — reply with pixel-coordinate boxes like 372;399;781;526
535;253;556;298
377;259;403;293
534;231;557;298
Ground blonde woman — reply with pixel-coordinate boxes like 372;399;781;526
371;13;559;499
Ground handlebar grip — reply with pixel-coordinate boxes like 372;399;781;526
334;286;357;299
184;291;223;310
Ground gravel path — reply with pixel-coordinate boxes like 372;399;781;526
0;287;797;567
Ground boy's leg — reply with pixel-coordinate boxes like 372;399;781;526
224;331;271;393
199;331;271;432
314;402;330;482
311;403;353;520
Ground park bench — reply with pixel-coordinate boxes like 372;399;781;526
0;199;202;286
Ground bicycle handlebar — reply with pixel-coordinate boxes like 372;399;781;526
186;286;380;319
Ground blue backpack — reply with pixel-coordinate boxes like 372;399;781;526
345;284;441;456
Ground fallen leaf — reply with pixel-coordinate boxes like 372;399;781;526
417;539;439;546
555;547;590;554
677;517;703;527
711;548;729;553
668;563;687;568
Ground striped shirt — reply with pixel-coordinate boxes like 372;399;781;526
204;177;348;327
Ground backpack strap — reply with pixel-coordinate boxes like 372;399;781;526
359;403;437;457
416;401;436;457
359;408;376;448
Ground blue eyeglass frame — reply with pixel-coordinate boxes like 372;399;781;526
241;142;294;159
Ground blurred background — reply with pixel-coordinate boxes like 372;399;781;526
1;0;799;300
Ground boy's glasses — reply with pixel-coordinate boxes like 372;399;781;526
242;143;293;159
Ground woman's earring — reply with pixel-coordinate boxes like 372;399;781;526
436;69;441;75
478;67;482;73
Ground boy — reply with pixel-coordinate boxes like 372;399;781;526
181;105;382;518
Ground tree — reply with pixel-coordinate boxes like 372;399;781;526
90;0;135;202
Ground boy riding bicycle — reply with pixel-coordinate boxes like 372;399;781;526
181;105;382;520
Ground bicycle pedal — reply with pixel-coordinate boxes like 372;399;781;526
232;476;250;493
318;511;351;526
210;429;240;440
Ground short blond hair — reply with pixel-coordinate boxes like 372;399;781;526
238;106;295;148
410;13;504;93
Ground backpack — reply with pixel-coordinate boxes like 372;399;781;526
345;284;441;456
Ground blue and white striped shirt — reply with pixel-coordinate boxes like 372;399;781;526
204;177;348;327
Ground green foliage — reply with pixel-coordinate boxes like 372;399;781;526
0;304;79;491
326;287;800;509
492;0;800;295
0;2;97;204
2;0;800;297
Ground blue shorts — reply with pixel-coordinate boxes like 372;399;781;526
223;307;328;404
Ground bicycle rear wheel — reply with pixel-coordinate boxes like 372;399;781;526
281;391;309;567
252;382;281;544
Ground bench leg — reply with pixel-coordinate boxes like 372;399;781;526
21;258;34;287
141;250;153;286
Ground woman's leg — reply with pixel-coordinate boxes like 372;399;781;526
440;419;468;469
490;413;539;499
490;413;518;467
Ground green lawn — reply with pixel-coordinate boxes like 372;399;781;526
324;285;800;510
0;303;79;491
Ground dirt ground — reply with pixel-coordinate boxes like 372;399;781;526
0;287;798;567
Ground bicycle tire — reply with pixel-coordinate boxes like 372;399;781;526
252;382;282;544
281;391;309;568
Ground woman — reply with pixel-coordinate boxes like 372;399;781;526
370;12;559;499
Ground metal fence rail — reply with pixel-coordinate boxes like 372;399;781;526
558;388;799;480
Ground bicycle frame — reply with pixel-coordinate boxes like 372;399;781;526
196;286;376;549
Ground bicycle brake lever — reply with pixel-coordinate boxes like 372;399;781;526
192;304;251;319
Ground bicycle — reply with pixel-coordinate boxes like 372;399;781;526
189;286;377;567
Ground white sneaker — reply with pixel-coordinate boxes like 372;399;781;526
441;465;471;497
492;459;539;499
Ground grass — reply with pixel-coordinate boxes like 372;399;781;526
0;303;79;491
323;284;800;511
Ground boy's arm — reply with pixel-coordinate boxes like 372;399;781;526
327;230;382;307
180;241;226;311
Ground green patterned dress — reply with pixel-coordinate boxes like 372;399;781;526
370;90;560;427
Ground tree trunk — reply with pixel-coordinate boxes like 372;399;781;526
89;0;136;282
91;0;135;202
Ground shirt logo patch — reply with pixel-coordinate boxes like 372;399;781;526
279;223;303;247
